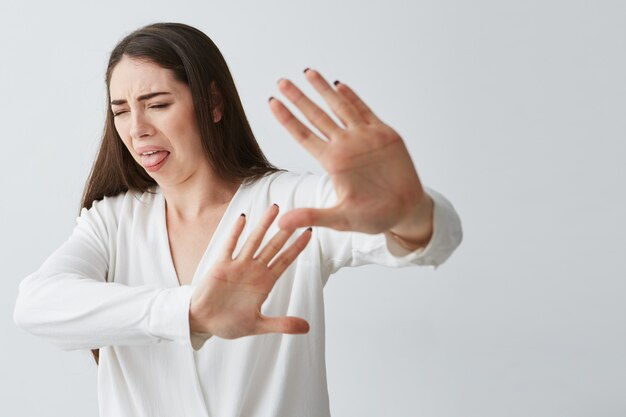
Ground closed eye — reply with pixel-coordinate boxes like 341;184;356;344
112;104;170;117
112;110;128;117
148;104;171;110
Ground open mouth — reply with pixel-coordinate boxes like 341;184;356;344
141;151;170;168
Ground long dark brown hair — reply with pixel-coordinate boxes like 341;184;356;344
81;22;283;365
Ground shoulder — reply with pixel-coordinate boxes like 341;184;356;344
78;187;157;229
244;170;335;209
249;169;315;186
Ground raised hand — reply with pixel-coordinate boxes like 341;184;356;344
189;204;312;339
268;68;431;236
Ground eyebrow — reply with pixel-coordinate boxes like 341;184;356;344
110;92;172;106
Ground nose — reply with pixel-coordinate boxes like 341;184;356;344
129;110;155;140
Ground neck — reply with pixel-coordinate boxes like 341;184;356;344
159;167;242;222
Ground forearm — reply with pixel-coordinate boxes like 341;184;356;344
14;270;194;351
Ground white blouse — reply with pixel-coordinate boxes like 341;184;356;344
14;170;463;417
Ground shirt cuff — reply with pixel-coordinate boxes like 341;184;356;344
148;285;196;346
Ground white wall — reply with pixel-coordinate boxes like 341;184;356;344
1;0;624;416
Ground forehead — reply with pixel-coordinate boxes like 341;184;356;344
109;56;180;100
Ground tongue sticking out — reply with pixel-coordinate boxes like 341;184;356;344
141;151;170;168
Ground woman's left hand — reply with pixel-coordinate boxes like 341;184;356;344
269;68;431;235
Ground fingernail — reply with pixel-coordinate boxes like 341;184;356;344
276;77;285;85
268;96;274;102
273;203;279;208
307;227;312;232
303;67;310;73
333;80;340;86
240;213;246;217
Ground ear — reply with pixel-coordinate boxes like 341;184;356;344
210;81;224;123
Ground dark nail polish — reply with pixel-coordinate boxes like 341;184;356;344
303;67;310;73
333;80;340;86
268;96;274;102
307;227;312;232
240;213;246;217
273;203;279;208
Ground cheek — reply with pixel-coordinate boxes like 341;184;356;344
165;108;203;146
113;119;132;149
113;118;126;138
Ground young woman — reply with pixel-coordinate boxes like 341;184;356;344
14;22;462;417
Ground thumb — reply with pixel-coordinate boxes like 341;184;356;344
257;315;310;335
278;206;348;230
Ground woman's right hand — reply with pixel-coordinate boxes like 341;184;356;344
188;203;312;339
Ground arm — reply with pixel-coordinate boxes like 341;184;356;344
303;173;462;276
13;197;197;351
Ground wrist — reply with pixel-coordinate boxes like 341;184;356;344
388;192;434;250
387;229;431;251
189;293;211;334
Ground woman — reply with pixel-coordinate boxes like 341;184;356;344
13;22;462;417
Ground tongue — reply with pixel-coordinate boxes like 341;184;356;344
141;151;170;167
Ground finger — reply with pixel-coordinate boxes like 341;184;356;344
268;97;326;159
277;207;349;231
254;227;296;265
218;213;246;262
268;227;313;278
303;68;363;128
276;78;343;138
256;315;310;335
238;204;279;259
334;81;383;125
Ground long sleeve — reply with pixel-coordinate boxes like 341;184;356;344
13;196;196;351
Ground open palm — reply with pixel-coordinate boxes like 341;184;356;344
189;204;312;339
269;69;428;234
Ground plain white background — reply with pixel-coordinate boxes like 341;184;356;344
1;1;624;416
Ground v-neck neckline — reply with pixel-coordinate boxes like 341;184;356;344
158;181;247;287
